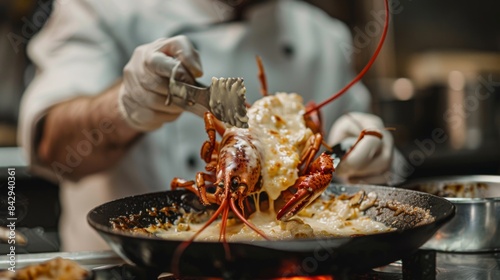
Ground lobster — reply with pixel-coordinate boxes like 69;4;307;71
170;0;390;263
171;114;269;242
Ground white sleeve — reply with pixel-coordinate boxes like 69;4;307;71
17;0;123;180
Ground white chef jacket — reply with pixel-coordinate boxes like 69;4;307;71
18;0;370;251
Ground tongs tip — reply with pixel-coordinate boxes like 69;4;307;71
209;77;249;128
168;75;249;128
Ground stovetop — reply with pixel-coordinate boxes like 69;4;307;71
2;250;500;279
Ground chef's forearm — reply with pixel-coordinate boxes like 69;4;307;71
37;81;143;181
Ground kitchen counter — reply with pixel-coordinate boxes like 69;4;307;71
2;250;500;279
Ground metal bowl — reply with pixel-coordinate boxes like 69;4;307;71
401;175;500;252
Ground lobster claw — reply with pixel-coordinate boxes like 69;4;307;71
276;185;325;221
276;153;334;221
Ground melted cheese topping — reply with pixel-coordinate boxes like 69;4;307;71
246;93;313;200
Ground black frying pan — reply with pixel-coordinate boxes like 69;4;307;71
87;184;455;278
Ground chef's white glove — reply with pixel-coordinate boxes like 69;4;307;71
118;36;203;131
327;112;394;184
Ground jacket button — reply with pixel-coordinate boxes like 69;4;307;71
187;154;198;169
282;43;294;58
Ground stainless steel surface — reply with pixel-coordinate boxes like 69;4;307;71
168;77;248;128
0;250;123;270
402;175;500;252
435;252;500;280
0;147;26;167
376;252;500;280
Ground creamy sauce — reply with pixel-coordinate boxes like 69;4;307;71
151;196;393;242
246;93;313;200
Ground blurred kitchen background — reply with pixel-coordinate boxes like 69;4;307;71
0;0;499;253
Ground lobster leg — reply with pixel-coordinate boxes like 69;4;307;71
298;133;323;175
171;177;197;193
303;101;324;136
277;153;334;221
343;129;384;160
170;173;219;205
195;172;220;205
201;112;220;163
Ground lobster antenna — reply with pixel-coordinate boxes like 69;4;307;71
219;201;232;260
230;198;270;240
305;0;390;114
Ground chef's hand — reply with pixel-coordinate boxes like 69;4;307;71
118;36;203;131
327;112;394;184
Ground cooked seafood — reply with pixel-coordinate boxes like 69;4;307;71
170;91;335;241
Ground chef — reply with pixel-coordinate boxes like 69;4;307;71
18;0;396;251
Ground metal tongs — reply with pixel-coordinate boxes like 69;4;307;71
167;76;249;128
